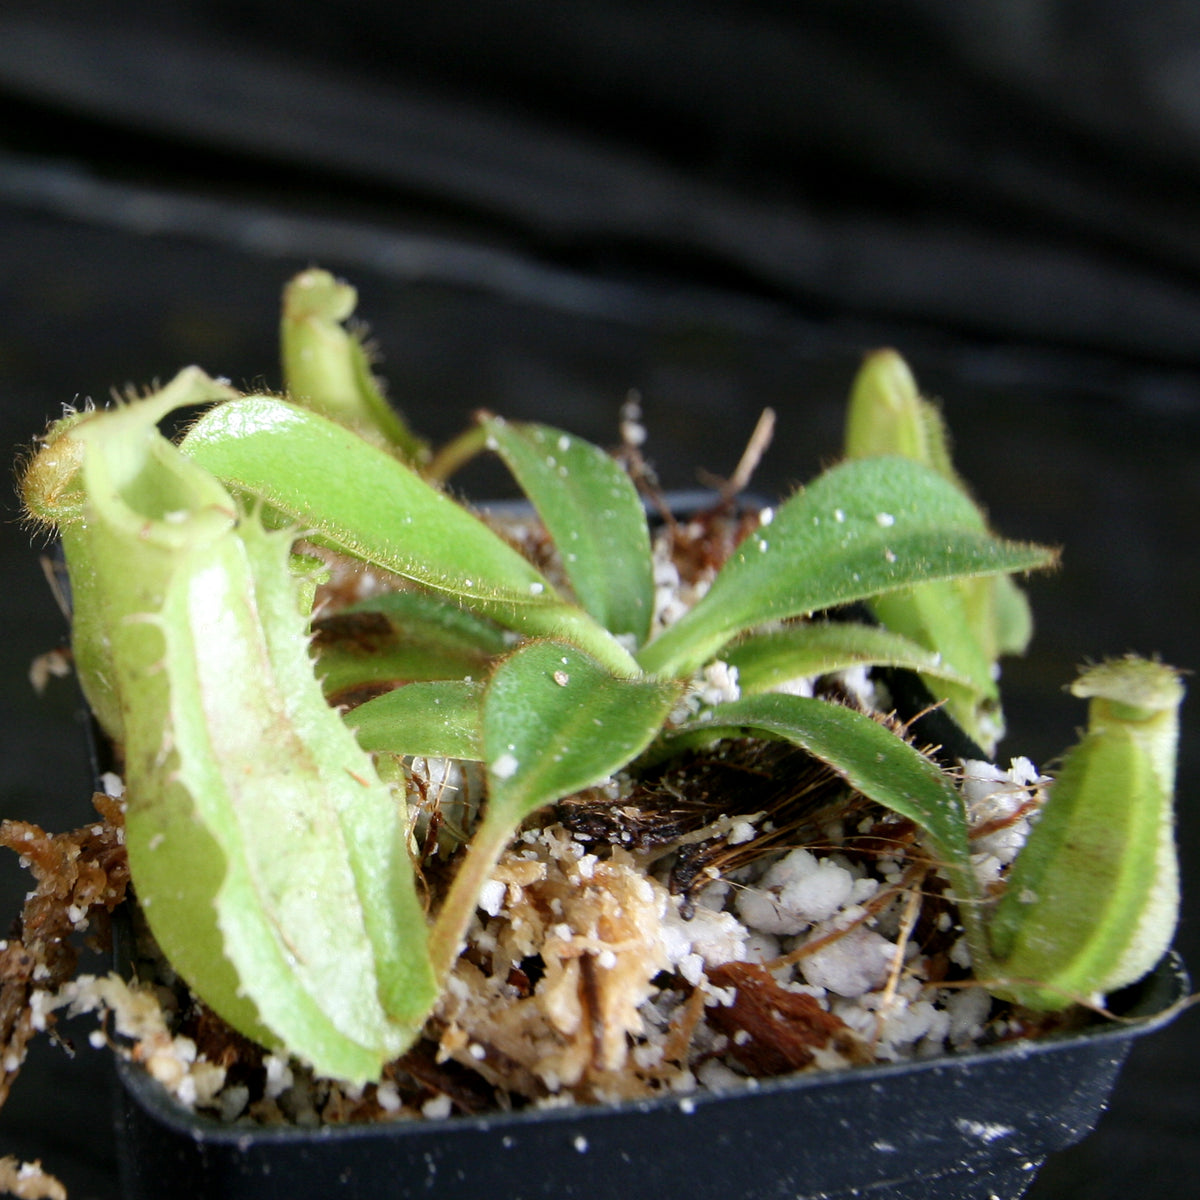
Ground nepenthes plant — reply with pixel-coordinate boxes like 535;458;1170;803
15;269;1184;1087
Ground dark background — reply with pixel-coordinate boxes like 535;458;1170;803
1;3;1197;1197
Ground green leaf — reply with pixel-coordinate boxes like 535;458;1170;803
426;641;681;983
869;582;1006;750
637;455;1056;678
182;396;551;605
281;268;428;463
948;568;1033;663
665;692;984;944
181;396;639;675
483;641;681;825
724;620;978;695
348;680;485;760
312;590;508;697
844;350;960;483
482;416;655;645
671;694;972;872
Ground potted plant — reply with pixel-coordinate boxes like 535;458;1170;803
1;269;1188;1200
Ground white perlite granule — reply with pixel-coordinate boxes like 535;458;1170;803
800;926;896;997
734;848;873;935
961;757;1046;888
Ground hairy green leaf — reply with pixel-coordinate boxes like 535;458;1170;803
637;455;1056;678
483;641;681;825
869;582;1004;747
724;620;978;696
670;694;972;874
182;396;552;605
312;590;507;698
482;416;654;644
181;396;638;674
426;641;681;982
666;692;984;944
348;680;485;760
844;350;1037;750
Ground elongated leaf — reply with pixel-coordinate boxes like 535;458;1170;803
666;692;981;928
482;417;654;644
869;581;1007;751
348;681;485;760
724;620;977;695
313;590;507;697
869;583;998;694
183;396;553;606
637;456;1056;678
427;641;682;982
181;397;639;675
483;641;681;826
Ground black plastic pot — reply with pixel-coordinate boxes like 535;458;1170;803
82;495;1187;1200
113;950;1187;1200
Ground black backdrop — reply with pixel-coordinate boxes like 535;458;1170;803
1;4;1197;1197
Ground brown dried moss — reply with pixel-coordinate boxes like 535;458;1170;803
0;795;128;1106
706;961;871;1075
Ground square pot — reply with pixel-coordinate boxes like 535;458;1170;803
72;497;1184;1200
